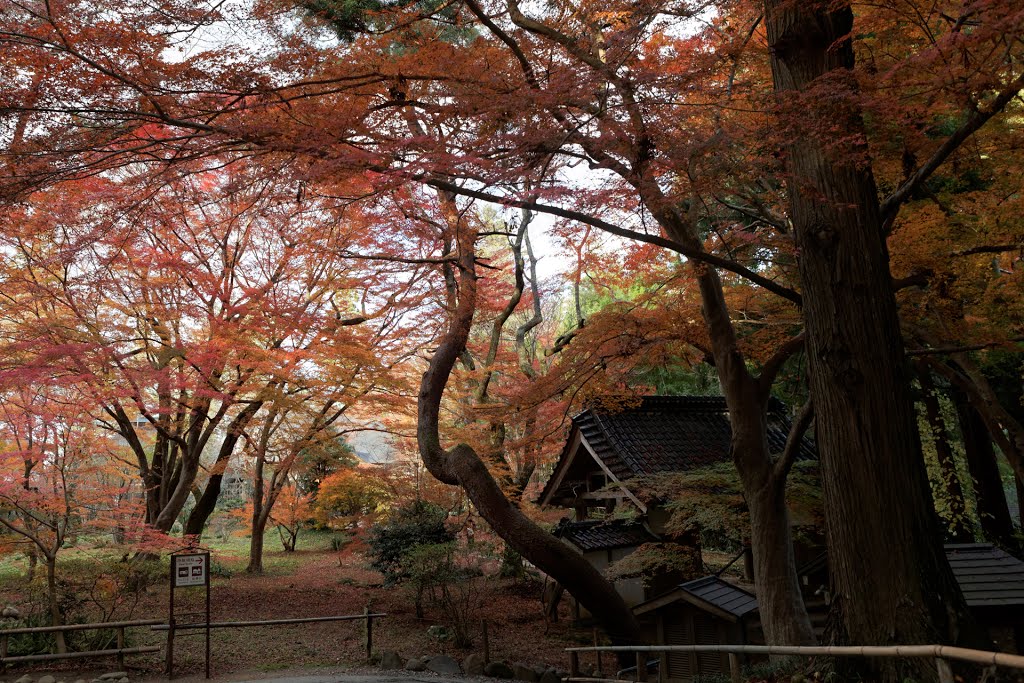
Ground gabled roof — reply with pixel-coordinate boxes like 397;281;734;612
634;575;758;622
539;396;816;507
554;519;659;552
945;543;1024;608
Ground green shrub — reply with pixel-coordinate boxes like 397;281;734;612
366;500;454;586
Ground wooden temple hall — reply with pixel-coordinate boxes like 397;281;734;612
538;396;1024;681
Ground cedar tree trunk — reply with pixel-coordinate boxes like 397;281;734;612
763;1;984;675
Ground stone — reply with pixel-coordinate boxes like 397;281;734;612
38;676;56;683
406;658;426;672
540;669;561;683
2;605;20;618
98;675;128;681
380;651;403;669
464;653;486;676
484;661;515;679
513;663;539;683
118;678;129;683
14;675;33;683
426;654;462;675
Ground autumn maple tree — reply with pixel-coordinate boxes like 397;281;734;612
2;0;1023;670
0;381;146;652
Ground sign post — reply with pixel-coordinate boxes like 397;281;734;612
167;551;211;679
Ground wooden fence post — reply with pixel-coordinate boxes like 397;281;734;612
569;651;579;680
636;652;648;682
729;654;742;683
364;607;373;662
165;618;175;677
936;658;954;683
593;629;602;676
116;626;125;669
482;619;490;664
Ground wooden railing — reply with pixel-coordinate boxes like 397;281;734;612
0;620;163;667
152;610;386;676
566;643;1024;683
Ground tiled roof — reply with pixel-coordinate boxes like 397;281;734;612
554;519;659;552
540;396;816;504
799;544;1024;609
633;575;758;621
945;543;1024;608
681;576;759;618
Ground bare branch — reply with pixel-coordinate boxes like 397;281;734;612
774;399;814;482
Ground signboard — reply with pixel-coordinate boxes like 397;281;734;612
168;550;211;678
173;553;207;588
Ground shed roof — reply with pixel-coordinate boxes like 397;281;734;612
539;396;816;506
554;519;659;552
634;575;758;622
799;543;1024;610
945;543;1024;608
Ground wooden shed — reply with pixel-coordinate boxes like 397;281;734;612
799;543;1024;652
633;576;761;682
945;543;1024;652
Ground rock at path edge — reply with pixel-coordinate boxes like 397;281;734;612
463;653;486;676
380;650;404;669
426;654;462;675
484;661;515;679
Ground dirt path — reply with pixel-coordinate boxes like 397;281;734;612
138;667;492;683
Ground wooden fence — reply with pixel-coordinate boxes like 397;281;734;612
566;643;1024;683
0;620;163;667
0;612;385;674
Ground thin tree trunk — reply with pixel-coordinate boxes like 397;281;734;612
661;212;816;647
416;210;643;648
763;2;985;677
746;452;816;646
46;556;67;654
184;401;262;537
918;370;972;542
954;389;1016;548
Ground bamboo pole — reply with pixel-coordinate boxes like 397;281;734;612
150;614;387;631
0;646;161;665
563;644;1024;671
0;619;163;636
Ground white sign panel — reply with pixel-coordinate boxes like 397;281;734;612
173;554;207;588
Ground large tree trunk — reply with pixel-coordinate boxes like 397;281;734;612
416;213;643;648
953;389;1016;548
763;1;984;675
